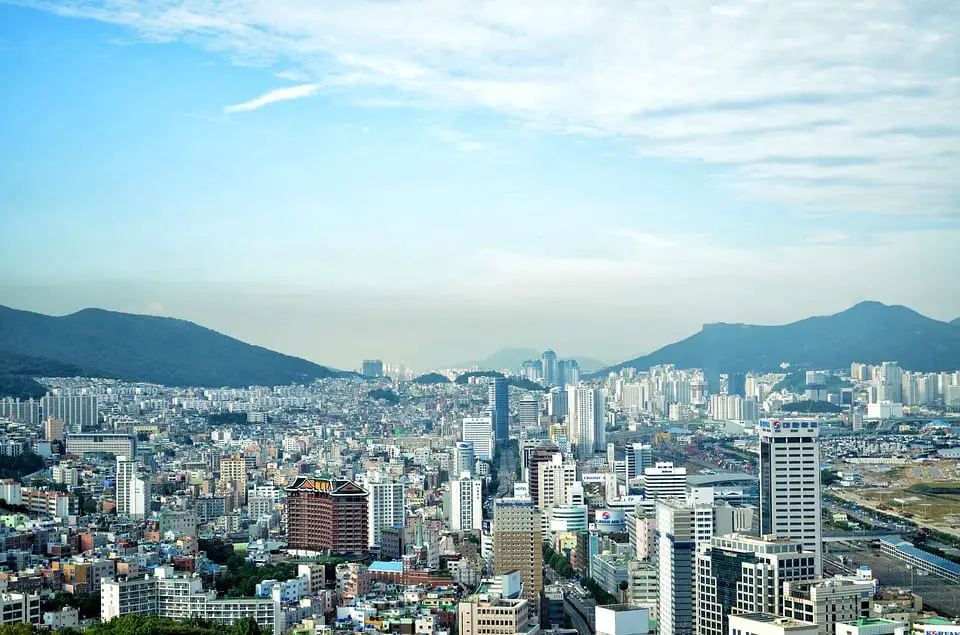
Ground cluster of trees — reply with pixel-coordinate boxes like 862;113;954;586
368;388;400;405
13;615;266;635
40;592;100;620
581;576;617;605
215;561;298;597
0;452;45;480
779;400;842;414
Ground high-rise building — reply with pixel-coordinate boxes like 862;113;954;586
44;417;64;443
641;462;687;500
489;377;509;441
285;477;369;555
522;360;543;383
656;498;716;635
696;534;815;635
527;447;561;509
40;395;98;432
65;434;136;458
452;442;476;477
362;359;384;378
567;383;604;455
547;389;568;418
0;397;41;425
536;454;577;513
542;350;558;387
462;416;494;461
625;443;653;480
758;419;823;575
518;394;540;430
367;482;405;548
129;473;151;520
447;473;483;532
877;362;902;404
493;497;542;607
219;456;247;506
115;457;137;517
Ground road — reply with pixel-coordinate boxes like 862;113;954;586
545;564;596;634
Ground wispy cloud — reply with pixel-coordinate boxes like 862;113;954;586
21;0;960;215
429;127;485;152
223;83;320;113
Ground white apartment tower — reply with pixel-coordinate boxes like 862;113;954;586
367;482;405;548
447;473;483;532
567;383;605;455
462;416;495;461
758;420;823;576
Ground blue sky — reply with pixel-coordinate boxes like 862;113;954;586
1;0;958;370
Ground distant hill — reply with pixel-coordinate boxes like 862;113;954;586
600;301;960;376
456;347;605;371
952;317;960;327
0;350;89;399
413;372;451;385
454;370;547;392
0;306;340;387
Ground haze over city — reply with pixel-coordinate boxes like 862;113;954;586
2;1;959;369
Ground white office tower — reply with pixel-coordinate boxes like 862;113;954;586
547;388;568;418
656;498;716;635
115;456;137;517
696;535;815;635
129;473;150;519
452;442;476;477
462;416;495;461
367;482;405;548
642;462;687;500
536;453;578;511
567;383;605;455
758;419;823;576
447;473;483;531
626;444;653;480
518;394;540;430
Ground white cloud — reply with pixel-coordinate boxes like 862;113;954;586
22;0;960;214
223;83;320;113
429;127;485;152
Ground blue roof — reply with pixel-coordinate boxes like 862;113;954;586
896;544;960;574
369;561;404;573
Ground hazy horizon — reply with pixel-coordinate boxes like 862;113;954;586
2;1;958;370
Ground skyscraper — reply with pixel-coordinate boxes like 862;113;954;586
285;477;369;555
695;534;814;635
367;481;405;548
219;456;247;506
493;497;542;607
759;419;823;575
452;442;476;477
641;462;687;500
489;377;509;441
447;473;483;532
542;350;558;387
567;383;604;455
656;498;716;635
518;394;540;430
115;456;137;517
362;359;384;378
129;473;151;519
536;453;577;512
462;416;494;461
625;443;653;480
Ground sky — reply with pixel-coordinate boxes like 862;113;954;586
1;0;958;371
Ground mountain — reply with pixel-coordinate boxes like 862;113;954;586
952;317;960;327
601;301;960;376
0;306;340;388
456;347;606;371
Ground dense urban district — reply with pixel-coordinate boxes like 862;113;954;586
0;354;958;635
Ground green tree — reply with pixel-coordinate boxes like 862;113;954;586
230;618;262;635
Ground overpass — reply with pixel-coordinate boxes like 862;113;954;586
823;530;898;542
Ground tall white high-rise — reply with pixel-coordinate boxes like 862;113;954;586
462;416;494;461
367;482;405;548
536;454;578;512
566;383;604;455
451;442;476;477
518;394;540;430
129;473;150;519
759;419;823;576
656;498;716;635
116;456;138;517
447;473;483;532
641;462;687;500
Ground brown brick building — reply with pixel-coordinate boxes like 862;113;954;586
285;477;368;555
